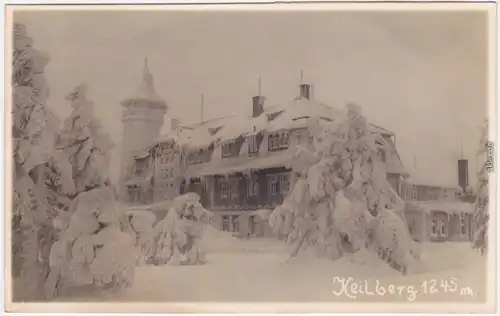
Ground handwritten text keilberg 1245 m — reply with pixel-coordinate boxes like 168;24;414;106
332;277;475;301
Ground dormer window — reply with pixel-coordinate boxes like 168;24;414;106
293;116;310;121
267;110;284;122
222;142;233;157
248;135;259;154
221;138;242;158
208;126;223;136
268;131;290;151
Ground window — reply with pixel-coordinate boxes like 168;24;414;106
248;180;259;197
222;216;229;232
230;179;239;198
249;215;256;234
248;135;259;154
267;111;284;122
231;215;240;233
222;142;232;157
460;214;467;236
280;132;290;147
269;175;280;195
280;174;290;195
439;219;447;236
411;188;417;201
431;219;438;236
268;132;290;151
220;181;229;199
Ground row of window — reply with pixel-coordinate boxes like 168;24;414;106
159;167;175;179
218;174;290;200
401;185;459;202
129;188;146;204
430;216;468;237
221;132;290;158
430;219;447;237
158;182;176;189
268;132;290;151
221;215;257;234
157;154;177;166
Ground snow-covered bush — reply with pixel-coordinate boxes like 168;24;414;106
472;119;489;255
269;103;419;274
46;187;136;298
127;210;157;265
152;193;211;266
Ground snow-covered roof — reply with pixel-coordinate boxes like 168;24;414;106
384;139;409;176
159;98;394;151
121;58;167;110
407;173;460;189
406;201;475;215
264;98;344;133
147;96;406;175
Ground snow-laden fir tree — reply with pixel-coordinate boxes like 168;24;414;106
46;187;137;299
472;119;490;255
153;193;211;266
12;23;77;301
45;85;136;299
269;103;419;274
55;84;115;193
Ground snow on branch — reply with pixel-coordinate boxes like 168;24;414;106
268;103;419;275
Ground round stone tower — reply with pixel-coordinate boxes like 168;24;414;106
119;58;167;199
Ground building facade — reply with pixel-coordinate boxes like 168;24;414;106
122;72;410;236
404;201;474;242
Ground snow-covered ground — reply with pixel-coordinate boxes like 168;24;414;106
60;227;487;303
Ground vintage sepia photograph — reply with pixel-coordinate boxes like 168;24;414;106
4;2;497;314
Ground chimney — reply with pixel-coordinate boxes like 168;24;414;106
457;159;469;192
299;84;311;100
252;95;265;117
252;77;265;117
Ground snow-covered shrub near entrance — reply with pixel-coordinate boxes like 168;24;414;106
268;103;419;274
152;193;211;266
46;187;136;297
472;119;489;255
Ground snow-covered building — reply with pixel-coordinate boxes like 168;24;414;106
119;58;168;202
400;181;461;202
121;72;409;236
404;200;475;242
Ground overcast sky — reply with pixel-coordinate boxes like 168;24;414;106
14;7;490;187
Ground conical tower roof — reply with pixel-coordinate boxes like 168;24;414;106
121;58;167;110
